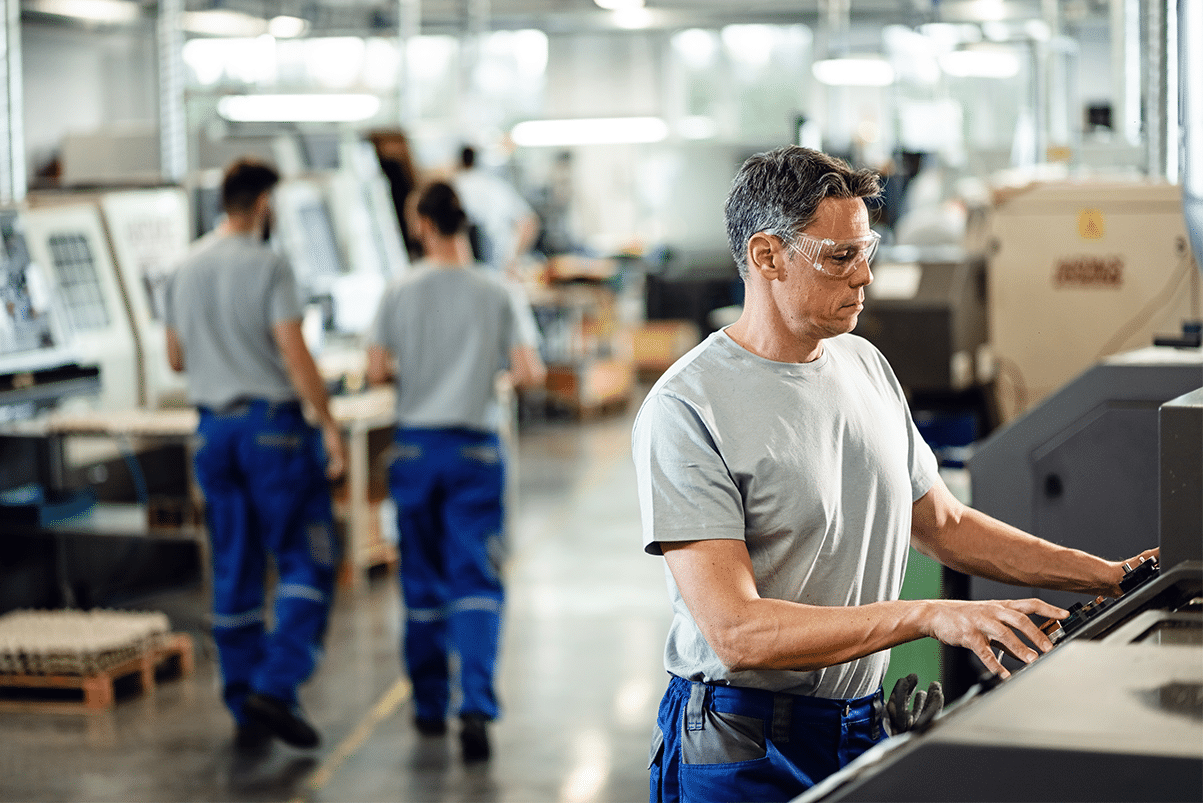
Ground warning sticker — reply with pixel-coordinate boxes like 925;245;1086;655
1078;209;1105;239
1054;255;1123;288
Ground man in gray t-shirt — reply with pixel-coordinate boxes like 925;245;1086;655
366;180;544;763
165;158;347;753
632;146;1157;803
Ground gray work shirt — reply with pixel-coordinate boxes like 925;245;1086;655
632;330;939;700
365;262;540;432
164;230;302;410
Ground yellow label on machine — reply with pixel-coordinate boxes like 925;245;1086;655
1078;208;1106;239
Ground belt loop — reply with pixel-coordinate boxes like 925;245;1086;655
771;694;791;743
686;683;706;732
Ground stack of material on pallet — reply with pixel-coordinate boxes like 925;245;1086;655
0;609;171;676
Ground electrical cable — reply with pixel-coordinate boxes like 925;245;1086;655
1094;248;1197;360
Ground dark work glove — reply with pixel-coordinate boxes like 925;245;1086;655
885;673;944;735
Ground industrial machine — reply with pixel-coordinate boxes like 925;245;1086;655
968;345;1202;612
854;245;990;398
986;179;1199;424
800;558;1203;803
97;188;193;409
0;207;98;418
18;201;141;411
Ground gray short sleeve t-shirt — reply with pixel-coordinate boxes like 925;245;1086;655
164;231;302;409
631;330;939;700
365;262;540;432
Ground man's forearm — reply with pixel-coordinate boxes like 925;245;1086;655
912;485;1123;596
704;596;930;673
663;537;1063;679
274;321;337;427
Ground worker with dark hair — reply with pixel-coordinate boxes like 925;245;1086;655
165;157;347;753
366;179;545;762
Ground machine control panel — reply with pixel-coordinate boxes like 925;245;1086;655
1039;556;1161;645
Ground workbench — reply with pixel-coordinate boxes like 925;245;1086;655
0;385;398;594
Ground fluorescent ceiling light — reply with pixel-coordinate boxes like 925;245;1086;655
217;94;382;123
511;117;668;147
940;49;1020;78
613;8;653;29
268;15;309;38
32;0;139;24
812;58;895;87
181;10;268;37
593;0;644;9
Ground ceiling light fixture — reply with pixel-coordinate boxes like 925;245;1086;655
32;0;139;24
939;49;1020;78
812;57;895;87
511;117;669;147
593;0;644;9
181;9;268;37
267;15;309;38
217;94;382;123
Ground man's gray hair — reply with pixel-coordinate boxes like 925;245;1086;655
724;146;881;278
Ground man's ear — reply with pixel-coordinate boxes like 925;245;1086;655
747;232;782;280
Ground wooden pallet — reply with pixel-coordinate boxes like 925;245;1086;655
0;633;194;711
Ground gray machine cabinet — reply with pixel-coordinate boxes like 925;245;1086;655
968;349;1203;609
854;252;987;393
1160;388;1203;568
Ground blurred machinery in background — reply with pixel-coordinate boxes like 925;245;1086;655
0;207;99;418
0;131;409;613
986;179;1199;425
19;199;143;411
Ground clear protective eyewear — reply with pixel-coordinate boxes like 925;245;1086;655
783;229;881;278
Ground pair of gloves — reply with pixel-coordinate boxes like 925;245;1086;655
884;673;943;735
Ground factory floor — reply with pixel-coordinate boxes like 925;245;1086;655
0;397;672;803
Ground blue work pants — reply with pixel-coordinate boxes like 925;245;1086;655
649;675;886;803
194;400;338;722
387;427;506;723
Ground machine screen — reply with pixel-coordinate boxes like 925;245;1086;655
296;201;343;280
46;231;110;332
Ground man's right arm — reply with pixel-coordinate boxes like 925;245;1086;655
166;327;185;372
508;344;546;390
661;537;1067;679
273;319;347;481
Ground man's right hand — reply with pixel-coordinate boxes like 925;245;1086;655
921;598;1069;678
321;422;348;483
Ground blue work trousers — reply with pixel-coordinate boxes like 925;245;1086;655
388;427;506;723
649;675;886;803
194;400;338;722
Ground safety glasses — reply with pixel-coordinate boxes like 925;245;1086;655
783;229;881;278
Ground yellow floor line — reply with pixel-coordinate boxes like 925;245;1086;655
288;677;413;803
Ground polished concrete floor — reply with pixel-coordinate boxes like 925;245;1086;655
0;399;672;802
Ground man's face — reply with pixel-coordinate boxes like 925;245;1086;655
771;196;873;342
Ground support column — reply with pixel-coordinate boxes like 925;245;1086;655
158;0;187;183
398;0;421;125
0;0;25;203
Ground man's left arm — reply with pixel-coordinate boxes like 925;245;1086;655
911;477;1158;598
